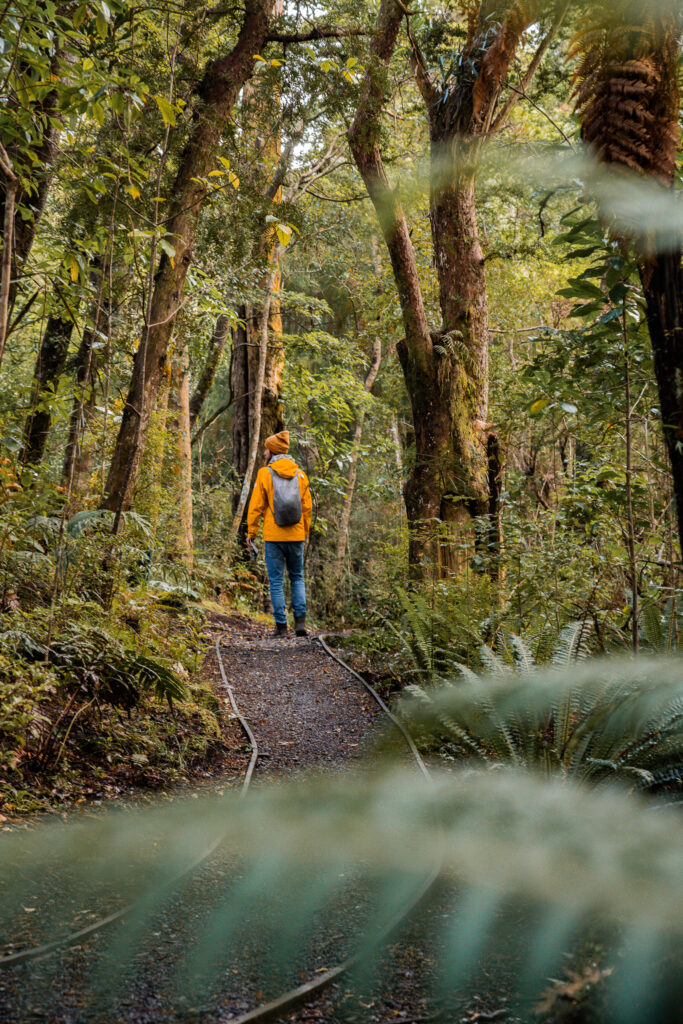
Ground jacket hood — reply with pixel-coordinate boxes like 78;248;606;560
268;455;299;479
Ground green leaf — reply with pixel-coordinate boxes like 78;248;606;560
159;238;176;259
155;95;176;126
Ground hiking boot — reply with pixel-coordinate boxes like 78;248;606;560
274;622;288;637
295;617;308;637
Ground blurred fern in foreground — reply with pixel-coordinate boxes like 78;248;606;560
1;658;683;1021
403;655;683;795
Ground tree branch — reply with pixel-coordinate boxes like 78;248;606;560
348;0;432;373
266;26;369;43
491;2;571;133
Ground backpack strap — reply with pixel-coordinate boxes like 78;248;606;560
266;465;276;516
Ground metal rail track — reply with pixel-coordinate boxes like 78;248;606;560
0;628;438;1024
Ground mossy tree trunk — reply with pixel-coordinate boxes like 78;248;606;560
20;309;77;466
189;314;230;429
350;0;562;575
102;0;277;520
640;252;683;556
332;338;382;588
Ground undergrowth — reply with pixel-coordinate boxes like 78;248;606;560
0;588;223;815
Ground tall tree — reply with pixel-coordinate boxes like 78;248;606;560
20;303;77;466
349;0;567;574
189;315;230;429
103;0;279;521
331;337;382;589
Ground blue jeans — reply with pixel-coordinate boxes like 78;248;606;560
264;541;307;625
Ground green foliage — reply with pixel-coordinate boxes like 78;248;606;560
2;716;683;1020
403;655;683;796
0;624;186;710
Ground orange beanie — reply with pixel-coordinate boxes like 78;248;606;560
265;430;290;455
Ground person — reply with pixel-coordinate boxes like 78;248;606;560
246;430;312;637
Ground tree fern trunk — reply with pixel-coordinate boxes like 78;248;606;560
639;249;683;557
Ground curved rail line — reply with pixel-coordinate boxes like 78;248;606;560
0;628;438;1024
225;632;439;1024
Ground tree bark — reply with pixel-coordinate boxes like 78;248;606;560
231;71;288;497
102;0;277;517
61;324;101;496
0;145;17;367
350;0;552;575
165;339;194;567
0;79;60;312
227;263;279;550
332;338;382;586
639;250;683;557
189;313;230;428
20;310;77;465
232;290;285;491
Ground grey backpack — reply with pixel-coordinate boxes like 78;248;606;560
267;464;303;526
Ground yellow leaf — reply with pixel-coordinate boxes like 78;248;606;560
276;223;292;247
126;185;141;199
66;256;79;282
208;169;224;177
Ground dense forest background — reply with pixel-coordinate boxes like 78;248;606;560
0;0;682;809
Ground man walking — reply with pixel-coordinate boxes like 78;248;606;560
246;431;312;637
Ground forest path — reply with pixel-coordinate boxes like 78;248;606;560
204;611;382;780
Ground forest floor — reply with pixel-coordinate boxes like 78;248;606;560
0;611;585;1024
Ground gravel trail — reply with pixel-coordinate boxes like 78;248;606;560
0;613;404;1024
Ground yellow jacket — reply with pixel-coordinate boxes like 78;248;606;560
247;456;312;542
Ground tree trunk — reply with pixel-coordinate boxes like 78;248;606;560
102;0;277;518
0;81;60;313
231;73;288;497
165;339;194;567
232;293;285;494
0;150;17;367
227;264;279;550
61;325;100;498
639;250;683;557
231;308;252;483
20;311;77;465
189;314;230;428
350;0;552;576
332;338;382;585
